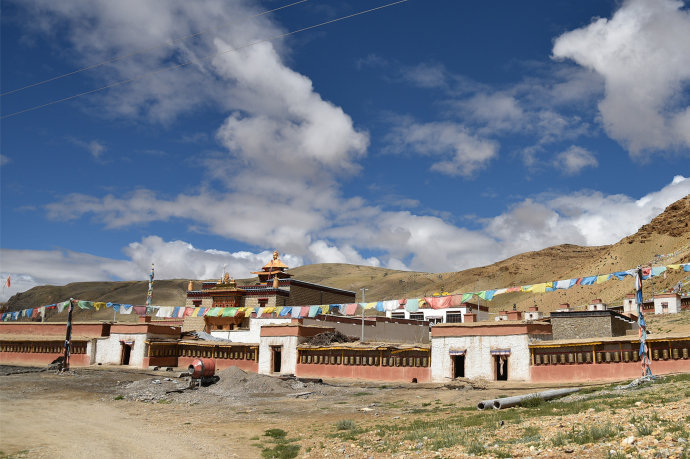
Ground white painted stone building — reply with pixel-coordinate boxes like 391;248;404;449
389;303;489;324
94;321;180;367
654;293;681;314
257;324;333;376
210;317;293;343
430;319;552;382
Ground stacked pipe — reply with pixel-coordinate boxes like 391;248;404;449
476;388;580;410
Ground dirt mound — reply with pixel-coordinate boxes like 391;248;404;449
206;366;296;396
118;366;341;404
306;330;357;347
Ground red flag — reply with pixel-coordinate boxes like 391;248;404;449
5;276;9;288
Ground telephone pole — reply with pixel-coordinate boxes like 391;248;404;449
360;287;368;342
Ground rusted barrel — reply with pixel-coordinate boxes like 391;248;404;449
188;358;216;379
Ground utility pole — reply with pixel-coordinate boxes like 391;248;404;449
360;287;368;343
62;298;74;372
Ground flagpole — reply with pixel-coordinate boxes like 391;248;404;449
62;298;74;372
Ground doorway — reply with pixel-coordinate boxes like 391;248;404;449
452;355;465;378
121;342;132;365
495;355;508;381
271;346;282;373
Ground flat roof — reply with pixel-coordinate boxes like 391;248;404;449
529;331;690;348
297;342;430;351
0;334;94;342
432;319;550;327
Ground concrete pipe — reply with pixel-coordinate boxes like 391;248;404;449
477;399;497;410
491;388;581;410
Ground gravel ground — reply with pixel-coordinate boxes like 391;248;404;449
2;365;689;458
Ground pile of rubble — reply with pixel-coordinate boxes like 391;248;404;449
306;330;357;347
117;366;346;404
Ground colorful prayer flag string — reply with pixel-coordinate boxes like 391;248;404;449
635;268;652;377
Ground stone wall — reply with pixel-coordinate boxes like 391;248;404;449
286;283;355;306
550;311;635;340
243;296;280;309
302;316;430;344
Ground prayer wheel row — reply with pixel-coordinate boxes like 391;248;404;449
300;353;428;367
534;347;690;365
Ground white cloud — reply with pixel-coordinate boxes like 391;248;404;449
0;154;10;166
401;62;448;88
70;138;107;159
0;237;304;302
553;0;690;155
19;175;690;297
17;0;288;123
453;92;524;132
308;240;380;267
486;175;690;253
386;119;499;177
553;146;599;175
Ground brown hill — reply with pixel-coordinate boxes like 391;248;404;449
4;195;689;315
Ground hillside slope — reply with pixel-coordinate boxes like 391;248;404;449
3;195;689;313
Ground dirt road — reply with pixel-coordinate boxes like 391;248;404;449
0;365;536;458
3;365;686;458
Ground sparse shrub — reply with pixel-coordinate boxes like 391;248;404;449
551;431;568;447
336;419;357;431
635;422;654;436
466;441;486;455
567;423;618;444
261;443;300;459
264;428;287;440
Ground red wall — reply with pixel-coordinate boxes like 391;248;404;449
296;363;431;383
177;356;258;372
143;356;179;368
530;359;690;382
0;351;90;367
0;322;109;337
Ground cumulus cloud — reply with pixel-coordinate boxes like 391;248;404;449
386;119;499;177
0;237;304;302
308;240;380;267
486;175;690;253
16;0;288;123
0;249;138;301
41;176;690;282
553;0;690;155
553;146;598;175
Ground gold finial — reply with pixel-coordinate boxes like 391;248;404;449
187;280;193;291
223;272;230;284
273;250;279;260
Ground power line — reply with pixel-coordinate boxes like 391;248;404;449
0;0;311;98
1;0;408;120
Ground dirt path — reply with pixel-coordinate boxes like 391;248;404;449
0;365;607;458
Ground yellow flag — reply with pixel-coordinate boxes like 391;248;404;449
596;274;610;284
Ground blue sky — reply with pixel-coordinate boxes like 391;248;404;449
1;0;689;301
